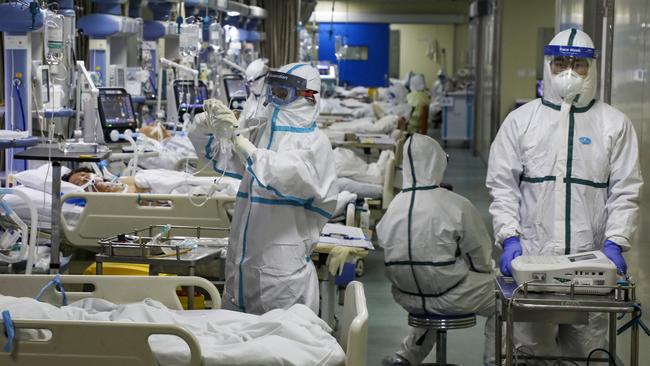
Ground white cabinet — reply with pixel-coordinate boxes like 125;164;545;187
441;91;474;145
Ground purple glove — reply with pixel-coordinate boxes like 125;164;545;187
603;240;627;274
499;236;522;277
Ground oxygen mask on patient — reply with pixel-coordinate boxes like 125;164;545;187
75;172;128;193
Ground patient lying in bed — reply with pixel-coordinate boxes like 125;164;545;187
63;167;149;193
0;295;346;366
63;167;241;197
136;123;198;171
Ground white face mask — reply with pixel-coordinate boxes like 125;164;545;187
552;69;585;100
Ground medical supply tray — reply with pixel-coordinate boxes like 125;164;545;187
98;225;229;258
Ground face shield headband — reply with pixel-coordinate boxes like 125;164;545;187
263;70;318;107
246;72;267;97
543;44;597;102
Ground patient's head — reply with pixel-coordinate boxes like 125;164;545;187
139;123;172;141
62;167;94;186
63;167;123;192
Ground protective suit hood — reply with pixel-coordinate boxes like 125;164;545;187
388;83;408;105
409;74;426;92
263;62;321;129
245;58;269;96
402;134;446;188
543;28;597;108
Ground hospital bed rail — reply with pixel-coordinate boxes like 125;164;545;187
60;192;234;251
0;275;219;366
0;275;368;366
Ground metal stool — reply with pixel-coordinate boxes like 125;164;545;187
408;313;476;366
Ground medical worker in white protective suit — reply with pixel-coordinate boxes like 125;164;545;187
486;28;642;360
379;134;495;366
188;63;338;315
188;59;268;177
373;83;411;119
239;58;269;141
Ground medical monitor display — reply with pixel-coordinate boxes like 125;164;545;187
97;88;137;143
225;78;248;100
174;80;209;113
98;92;136;129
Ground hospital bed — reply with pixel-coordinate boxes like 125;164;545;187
60;192;234;251
0;275;368;366
336;142;399;211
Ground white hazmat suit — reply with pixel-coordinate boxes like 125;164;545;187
190;63;339;315
486;28;642;360
378;133;495;365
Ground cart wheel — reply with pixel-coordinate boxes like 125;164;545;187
355;258;365;277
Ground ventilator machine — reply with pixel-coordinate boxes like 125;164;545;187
511;250;618;294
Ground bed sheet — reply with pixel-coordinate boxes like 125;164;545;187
0;296;346;366
334;148;393;185
134;169;241;197
2;186;83;230
138;134;198;171
334;178;382;199
326;115;398;135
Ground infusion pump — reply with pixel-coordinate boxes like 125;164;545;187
511;250;618;294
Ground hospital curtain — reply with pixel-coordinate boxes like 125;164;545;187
260;0;300;68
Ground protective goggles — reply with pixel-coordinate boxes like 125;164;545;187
544;45;595;77
264;71;318;106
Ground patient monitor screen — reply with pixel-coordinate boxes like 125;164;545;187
174;81;209;113
98;93;136;129
225;78;248;100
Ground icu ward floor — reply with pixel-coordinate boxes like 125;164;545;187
360;146;650;366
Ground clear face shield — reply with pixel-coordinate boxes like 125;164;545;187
544;45;596;100
243;71;318;132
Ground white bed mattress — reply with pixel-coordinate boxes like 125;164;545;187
0;296;346;366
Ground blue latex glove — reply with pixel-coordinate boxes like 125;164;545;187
603;240;627;274
499;236;522;277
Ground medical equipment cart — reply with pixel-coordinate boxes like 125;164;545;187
96;225;228;309
15;144;111;273
495;276;641;365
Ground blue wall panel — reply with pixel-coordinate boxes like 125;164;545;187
318;23;389;87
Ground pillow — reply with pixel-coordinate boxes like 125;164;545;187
14;164;81;195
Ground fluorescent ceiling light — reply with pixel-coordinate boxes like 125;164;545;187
227;11;240;16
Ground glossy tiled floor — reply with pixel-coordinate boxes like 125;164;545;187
361;146;650;365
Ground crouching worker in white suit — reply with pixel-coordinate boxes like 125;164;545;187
188;63;339;315
378;133;495;366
